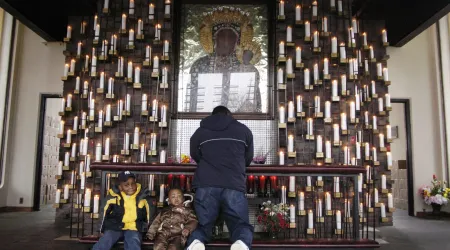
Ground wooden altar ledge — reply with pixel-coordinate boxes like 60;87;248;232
91;163;366;175
79;236;379;249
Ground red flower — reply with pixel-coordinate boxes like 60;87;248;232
257;216;262;223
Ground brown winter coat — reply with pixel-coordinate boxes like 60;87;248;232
147;206;198;250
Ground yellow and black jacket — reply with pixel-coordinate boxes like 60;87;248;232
100;183;153;233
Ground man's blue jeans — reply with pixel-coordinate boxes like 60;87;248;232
187;187;254;248
93;230;142;250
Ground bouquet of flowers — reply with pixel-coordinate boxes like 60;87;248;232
418;175;450;206
256;201;290;238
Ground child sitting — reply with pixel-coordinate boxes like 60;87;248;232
93;171;152;250
147;188;198;250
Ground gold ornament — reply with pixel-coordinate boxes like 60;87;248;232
199;7;254;54
236;40;262;65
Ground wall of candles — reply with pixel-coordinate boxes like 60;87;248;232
275;0;394;227
54;0;395;238
55;0;174;229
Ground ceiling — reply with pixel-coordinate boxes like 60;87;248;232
0;0;449;46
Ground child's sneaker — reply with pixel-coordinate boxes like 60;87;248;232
187;239;205;250
230;240;249;250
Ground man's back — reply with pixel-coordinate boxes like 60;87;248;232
190;114;254;192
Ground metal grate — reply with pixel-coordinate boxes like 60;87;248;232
169;119;277;164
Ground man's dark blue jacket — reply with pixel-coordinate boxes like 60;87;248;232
190;114;254;193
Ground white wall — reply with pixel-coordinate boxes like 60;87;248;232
387;24;446;214
0;22;64;207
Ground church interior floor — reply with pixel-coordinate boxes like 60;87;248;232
0;206;448;249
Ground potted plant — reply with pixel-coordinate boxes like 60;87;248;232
256;201;290;239
418;175;450;214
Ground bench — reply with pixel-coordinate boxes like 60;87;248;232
79;236;380;249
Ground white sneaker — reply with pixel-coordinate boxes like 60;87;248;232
187;239;205;250
230;240;249;250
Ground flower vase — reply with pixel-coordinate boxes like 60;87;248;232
431;203;442;215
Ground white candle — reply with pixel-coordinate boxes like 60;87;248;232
151;133;157;151
341;113;347;130
352;18;358;33
121;14;127;30
372;147;377;161
287;26;292;42
344;146;348;165
129;0;135;14
378;98;384;112
324;58;329;75
376;63;382;77
286;58;293;74
379;133;385;148
340;43;346;59
162;67;168;84
307;176;311;187
365;144;370;159
107;78;114;95
388;193;393;208
341;75;347;93
142;94;148;111
91;56;97;74
153;56;159;72
332;80;338;97
314;64;319;81
63;64;69;77
277;68;284;84
66;129;72;144
356;142;361;159
313;31;319;47
279;0;285;16
355;93;360;111
359;202;364;217
308;210;313;229
295;5;301;21
331;37;337;54
307;118;313;135
159;184;165;203
63;184;69;200
86;155;91;172
146;46;151;61
373;116;378;130
362;33;368;47
57;161;63;175
84;189;91;207
288;101;294;118
129;29;134;45
336;210;342;229
358;174;363;192
315;96;320;114
160;150;166;163
289;176;295;192
161;105;167;123
71;143;77;158
382;174;387;189
333;124;340;143
124;133;130;150
126;94;131;112
382;29;388;43
290;205;295;223
66;25;72;39
155;24;161;40
305;21;311;37
279;106;285;123
149;4;155;19
326;141;331;158
299;192;305;210
95;143;102;161
304;68;310;86
317;199;322;217
93;195;99;213
337;0;342;12
316;135;323;153
137;19;143;35
383;68;389;81
140;144;145;162
134;67;140;83
89;99;95;117
105;138;110;156
330;0;336;8
322;17;328;32
288;135;294;153
350;102;355;119
296;96;303;113
325;101;331;118
55;189;61;204
279;151;285;165
95;24;100;38
295;47;301;63
380;203;386;218
349;58;354;75
369;46;374;60
69;59;76;73
70;170;75;185
387;152;393;167
334;177;340;193
152;99;158;118
163;40;170;56
134;127;139;145
374;188;379;203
